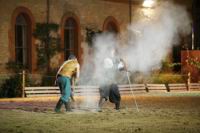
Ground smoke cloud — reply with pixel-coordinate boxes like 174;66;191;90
80;1;191;84
124;1;191;73
78;1;191;109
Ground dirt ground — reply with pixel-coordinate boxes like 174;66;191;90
0;92;200;133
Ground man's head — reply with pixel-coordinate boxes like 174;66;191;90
68;54;76;60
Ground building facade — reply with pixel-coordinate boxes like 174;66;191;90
0;0;199;81
0;0;129;73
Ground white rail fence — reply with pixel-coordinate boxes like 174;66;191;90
24;83;200;97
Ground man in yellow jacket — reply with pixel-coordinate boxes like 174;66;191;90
55;54;80;112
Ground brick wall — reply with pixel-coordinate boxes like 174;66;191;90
0;0;129;73
181;50;200;82
0;0;195;75
0;0;46;73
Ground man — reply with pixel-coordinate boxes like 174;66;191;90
98;49;126;112
55;54;80;112
98;84;121;111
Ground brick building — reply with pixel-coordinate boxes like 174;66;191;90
0;0;199;81
0;0;129;73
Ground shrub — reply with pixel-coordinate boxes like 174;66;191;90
0;73;33;98
0;74;22;98
131;72;187;84
150;73;187;84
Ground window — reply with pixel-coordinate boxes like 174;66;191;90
193;0;200;50
105;21;118;34
172;45;181;72
195;0;200;8
103;16;119;34
15;14;28;67
64;18;78;60
11;7;35;72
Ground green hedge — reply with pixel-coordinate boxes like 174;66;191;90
150;73;187;84
0;74;22;98
131;72;187;84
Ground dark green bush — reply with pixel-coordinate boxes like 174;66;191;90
131;72;187;84
151;73;187;84
0;73;33;98
0;74;22;98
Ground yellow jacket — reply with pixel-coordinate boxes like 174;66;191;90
57;59;80;78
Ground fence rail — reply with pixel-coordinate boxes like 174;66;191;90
1;72;199;97
24;83;200;97
168;83;188;91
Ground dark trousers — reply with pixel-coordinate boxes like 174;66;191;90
98;84;121;110
109;84;121;110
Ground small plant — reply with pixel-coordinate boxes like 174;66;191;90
151;73;186;84
86;27;102;47
0;74;22;98
6;61;26;73
131;71;186;84
188;57;200;69
161;60;181;72
0;60;34;97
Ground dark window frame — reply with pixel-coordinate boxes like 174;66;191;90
64;18;78;60
15;14;29;68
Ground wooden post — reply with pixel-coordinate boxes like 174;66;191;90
22;70;25;97
165;83;170;92
186;48;190;91
145;84;149;92
187;72;191;91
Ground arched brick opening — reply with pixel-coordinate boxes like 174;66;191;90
60;12;81;64
9;6;36;72
103;16;120;33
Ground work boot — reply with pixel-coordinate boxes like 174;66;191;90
64;102;72;112
55;99;63;112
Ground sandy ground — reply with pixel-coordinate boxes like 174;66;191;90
0;92;200;133
0;92;200;112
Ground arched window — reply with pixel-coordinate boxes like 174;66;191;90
64;18;78;60
10;7;35;72
105;21;118;33
103;16;120;34
15;14;29;67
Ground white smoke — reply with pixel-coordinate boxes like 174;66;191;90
79;33;124;85
80;1;191;84
123;1;191;73
78;1;191;109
